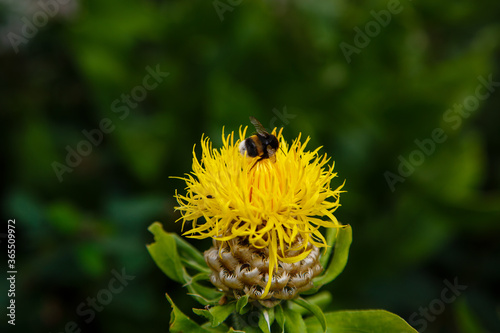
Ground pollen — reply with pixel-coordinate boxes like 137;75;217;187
174;126;344;302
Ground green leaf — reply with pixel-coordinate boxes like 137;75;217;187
201;322;231;332
320;227;337;268
275;304;285;333
288;292;332;315
186;282;223;306
193;303;236;327
314;225;352;288
283;306;307;333
181;258;212;274
173;232;210;270
148;222;210;280
236;294;250;314
206;303;235;327
193;308;211;320
191;272;212;282
186;273;224;305
304;310;418;333
165;293;214;333
258;308;275;333
292;297;327;332
147;223;186;283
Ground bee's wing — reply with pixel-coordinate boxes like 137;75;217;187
249;116;269;136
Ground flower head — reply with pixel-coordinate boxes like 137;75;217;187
174;126;344;300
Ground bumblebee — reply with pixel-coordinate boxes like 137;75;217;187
239;116;279;162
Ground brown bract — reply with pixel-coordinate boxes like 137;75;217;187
205;237;323;308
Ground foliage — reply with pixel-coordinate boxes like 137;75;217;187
1;0;499;332
148;222;417;332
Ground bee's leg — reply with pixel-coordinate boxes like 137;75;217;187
267;146;277;163
249;156;264;171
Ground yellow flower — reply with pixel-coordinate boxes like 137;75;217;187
174;126;344;299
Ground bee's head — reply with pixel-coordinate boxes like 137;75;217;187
269;135;279;150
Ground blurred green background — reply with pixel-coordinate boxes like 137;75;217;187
1;0;499;332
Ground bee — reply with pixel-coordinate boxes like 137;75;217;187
239;116;279;162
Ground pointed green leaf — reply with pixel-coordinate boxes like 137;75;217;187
186;281;223;306
201;322;231;332
288;292;332;315
320;227;337;268
172;232;207;266
147;223;186;283
283;306;307;333
209;303;236;327
275;304;285;333
304;310;418;333
193;308;211;321
227;328;246;333
193;303;236;327
181;257;211;274
190;272;212;284
314;225;352;288
258;308;275;333
165;293;213;333
236;294;250;314
186;273;223;305
292;297;327;332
